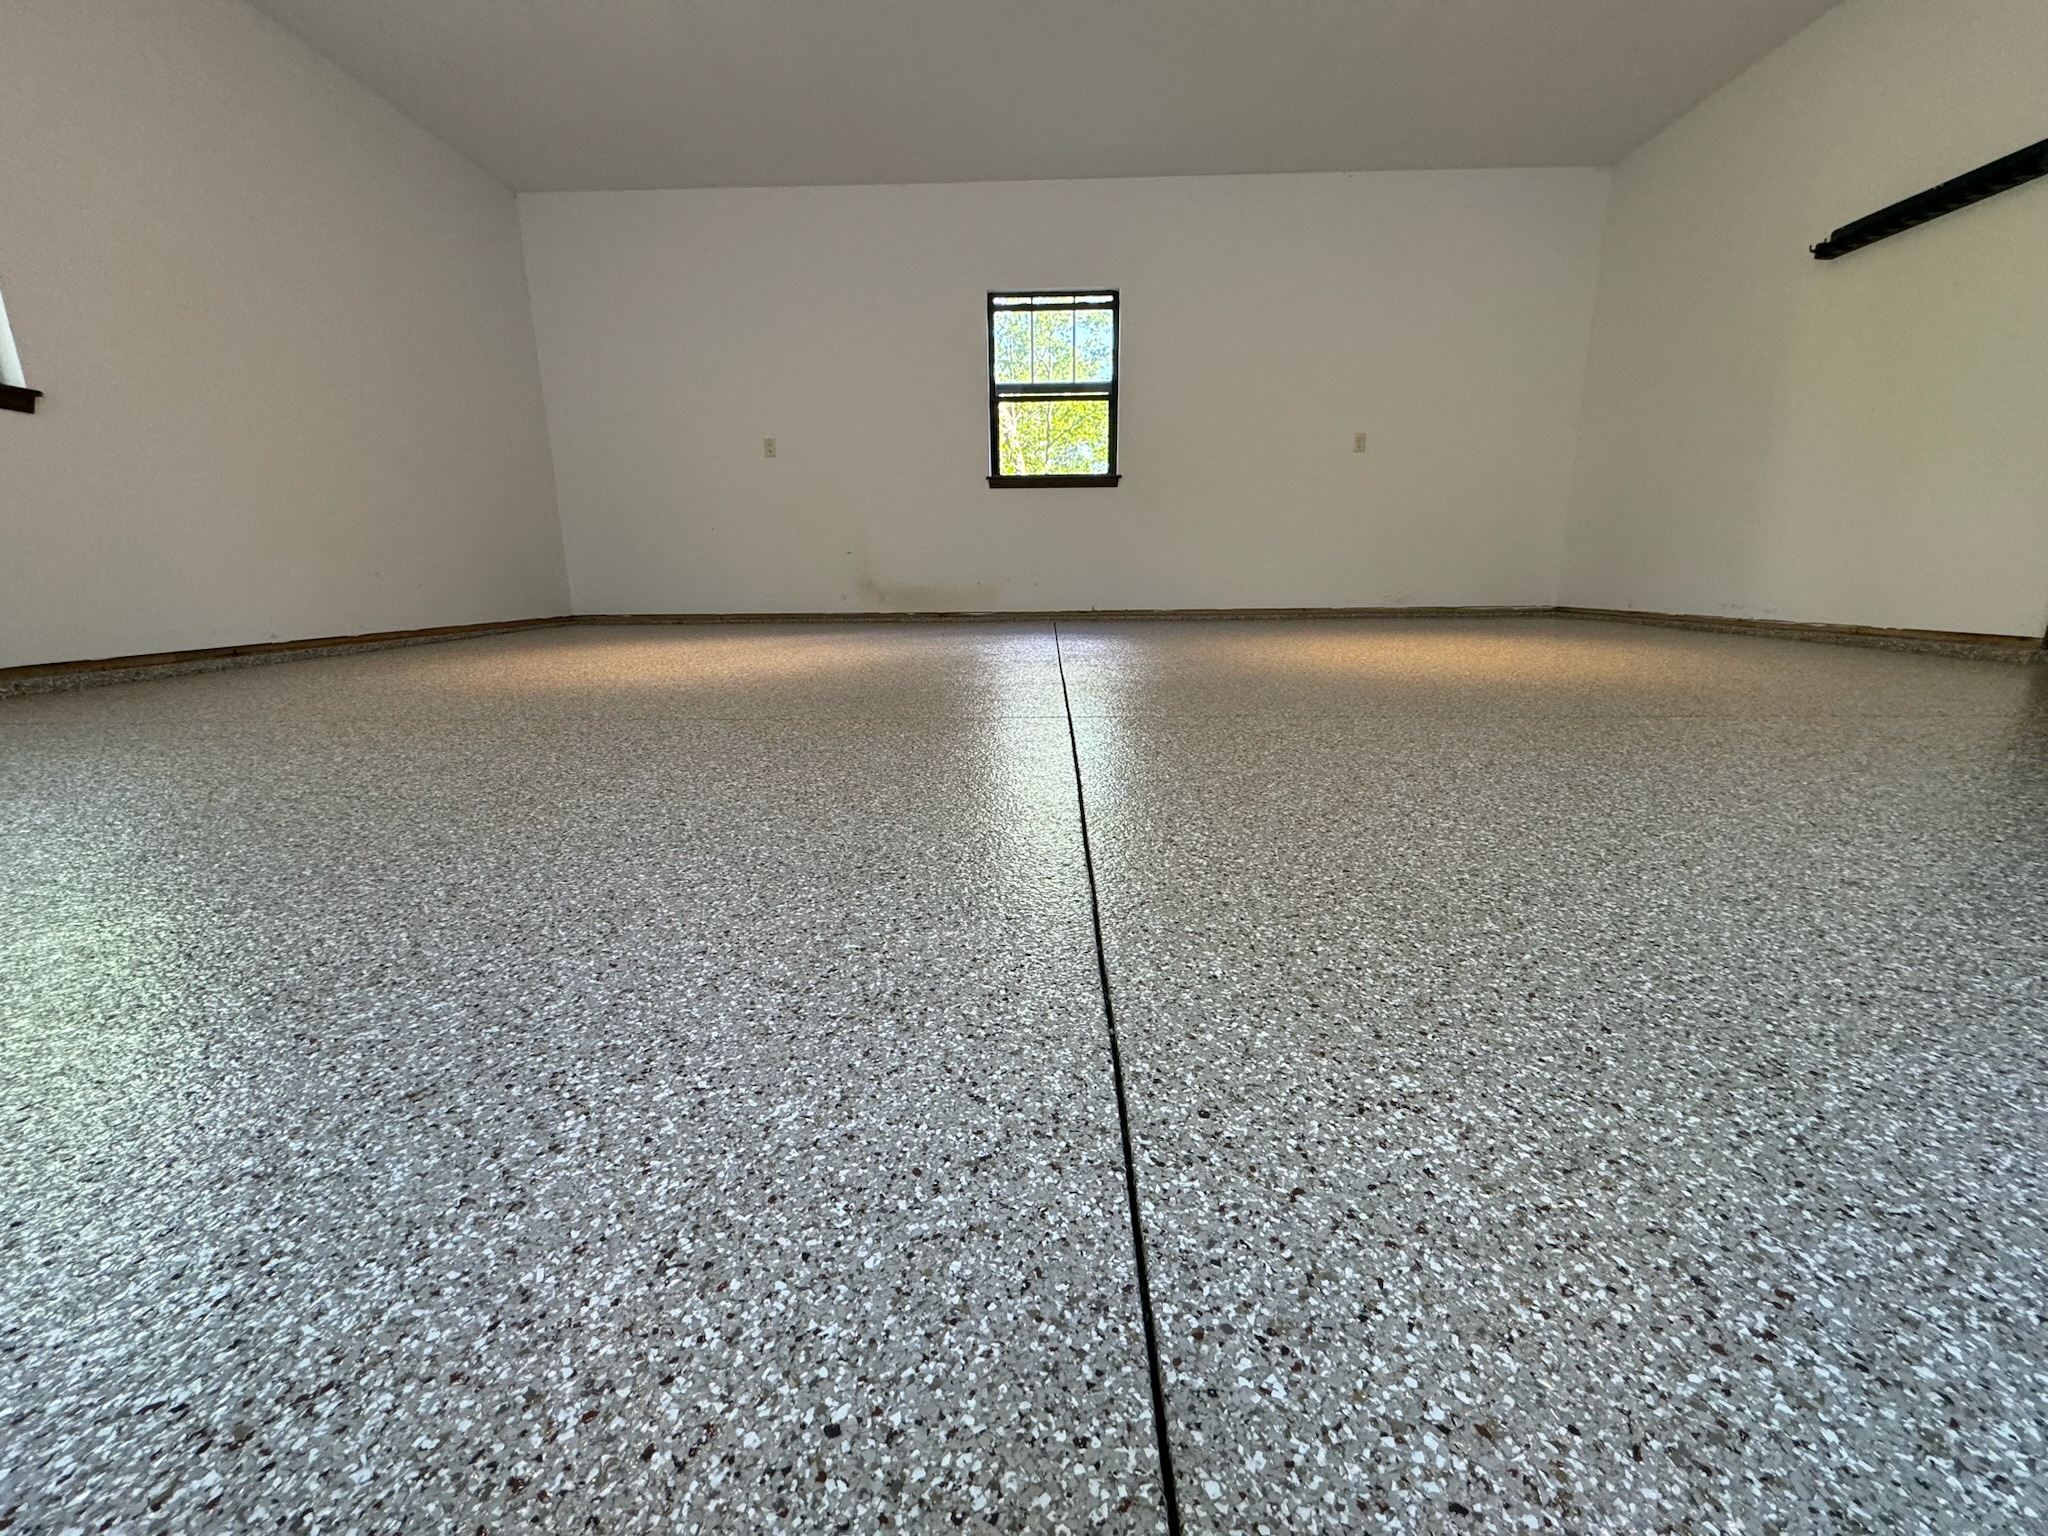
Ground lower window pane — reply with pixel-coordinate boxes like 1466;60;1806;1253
996;399;1110;477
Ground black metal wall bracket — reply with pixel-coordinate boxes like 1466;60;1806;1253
0;382;43;415
1813;136;2048;260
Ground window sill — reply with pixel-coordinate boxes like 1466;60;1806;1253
0;383;42;415
987;474;1120;489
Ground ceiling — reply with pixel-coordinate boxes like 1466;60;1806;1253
244;0;1842;192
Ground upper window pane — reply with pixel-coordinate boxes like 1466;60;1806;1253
992;309;1033;384
1031;308;1075;383
988;296;1116;385
1075;309;1114;382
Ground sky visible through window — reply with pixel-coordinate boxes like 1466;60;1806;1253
0;285;25;390
990;293;1116;479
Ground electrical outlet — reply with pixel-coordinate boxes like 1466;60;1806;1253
763;437;777;458
1353;432;1369;454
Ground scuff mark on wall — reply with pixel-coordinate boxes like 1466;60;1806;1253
853;568;1003;612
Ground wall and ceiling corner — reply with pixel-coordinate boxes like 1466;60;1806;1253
0;0;568;671
239;0;1839;193
1560;0;2048;641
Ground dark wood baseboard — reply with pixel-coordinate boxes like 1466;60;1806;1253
1556;605;2045;654
577;605;1553;625
0;616;573;686
7;603;2039;690
577;606;2045;656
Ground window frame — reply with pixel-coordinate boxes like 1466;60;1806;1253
986;289;1120;489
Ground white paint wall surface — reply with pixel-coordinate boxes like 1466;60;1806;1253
0;0;567;670
1563;0;2048;638
520;172;1608;614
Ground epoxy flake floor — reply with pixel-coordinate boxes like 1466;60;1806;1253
3;619;2045;1535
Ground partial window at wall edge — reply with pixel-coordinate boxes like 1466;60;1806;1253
0;283;43;414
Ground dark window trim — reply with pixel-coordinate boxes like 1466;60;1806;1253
0;383;41;415
987;288;1119;488
987;473;1122;489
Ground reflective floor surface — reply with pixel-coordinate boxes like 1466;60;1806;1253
3;618;2044;1534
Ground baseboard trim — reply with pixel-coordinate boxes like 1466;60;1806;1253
1556;606;2046;660
576;605;1553;625
579;606;2046;659
7;603;2040;694
0;616;574;694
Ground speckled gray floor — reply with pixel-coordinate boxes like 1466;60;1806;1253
1;626;1164;1534
1060;619;2048;1535
4;619;2045;1536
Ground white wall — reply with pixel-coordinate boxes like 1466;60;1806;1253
0;0;567;670
1562;0;2048;638
520;172;1608;614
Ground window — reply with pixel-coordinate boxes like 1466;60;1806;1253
987;291;1118;487
0;283;37;415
